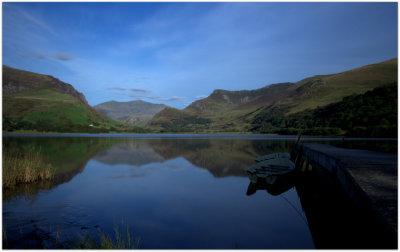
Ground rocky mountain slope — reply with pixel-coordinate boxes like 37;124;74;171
3;66;88;105
149;58;397;134
3;66;125;133
94;100;166;126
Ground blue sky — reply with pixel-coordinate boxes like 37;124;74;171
3;2;398;108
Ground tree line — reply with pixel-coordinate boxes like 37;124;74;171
251;83;397;137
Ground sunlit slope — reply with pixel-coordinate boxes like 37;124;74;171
149;83;293;132
282;58;398;113
3;65;88;104
3;89;122;132
186;83;293;115
149;58;397;132
3;66;125;132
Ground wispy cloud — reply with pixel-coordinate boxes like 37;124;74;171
3;4;57;48
127;93;160;100
18;51;47;59
54;53;73;61
195;95;208;99
18;51;74;61
4;2;396;110
11;5;57;36
159;96;186;101
127;93;186;102
109;87;151;93
110;86;186;102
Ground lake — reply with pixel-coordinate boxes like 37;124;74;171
2;134;397;249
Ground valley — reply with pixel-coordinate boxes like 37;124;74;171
3;58;397;137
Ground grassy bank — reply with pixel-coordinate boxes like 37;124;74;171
3;148;54;189
3;221;139;249
76;224;140;249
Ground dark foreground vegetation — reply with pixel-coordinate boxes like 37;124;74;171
3;147;54;189
3;221;139;249
251;83;397;137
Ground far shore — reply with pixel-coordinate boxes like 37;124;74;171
2;132;397;142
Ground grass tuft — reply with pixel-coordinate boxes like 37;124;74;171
76;223;139;249
3;148;54;189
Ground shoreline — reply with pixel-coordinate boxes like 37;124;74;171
1;132;305;140
2;132;397;141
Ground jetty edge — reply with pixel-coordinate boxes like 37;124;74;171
292;143;397;244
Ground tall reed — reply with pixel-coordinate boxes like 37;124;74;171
76;223;139;249
3;148;54;189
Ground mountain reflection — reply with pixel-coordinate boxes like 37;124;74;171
94;139;165;166
3;137;116;200
3;137;295;200
94;138;295;178
4;136;396;249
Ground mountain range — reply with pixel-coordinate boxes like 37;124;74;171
2;58;397;136
148;58;397;136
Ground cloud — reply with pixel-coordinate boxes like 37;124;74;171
160;96;186;101
18;51;47;59
110;87;187;102
127;93;186;102
3;4;57;50
128;93;161;100
109;87;151;93
53;53;73;61
18;51;74;61
9;5;57;36
195;95;208;99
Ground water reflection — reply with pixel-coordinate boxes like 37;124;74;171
294;171;397;249
3;137;294;200
3;137;116;200
3;136;396;249
99;138;294;178
244;153;397;249
246;175;296;196
94;139;165;166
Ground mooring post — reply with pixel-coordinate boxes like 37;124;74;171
291;134;302;162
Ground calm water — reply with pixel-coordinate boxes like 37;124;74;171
2;135;397;249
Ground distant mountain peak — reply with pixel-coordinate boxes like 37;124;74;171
150;58;398;133
94;99;167;125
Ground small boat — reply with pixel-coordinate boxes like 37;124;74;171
246;153;296;195
247;155;295;184
246;174;295;196
255;153;290;163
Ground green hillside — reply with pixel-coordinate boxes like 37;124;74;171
149;58;398;135
2;66;130;133
3;65;88;104
149;83;294;132
283;58;398;113
149;107;211;132
4;58;397;135
3;89;125;132
251;83;397;137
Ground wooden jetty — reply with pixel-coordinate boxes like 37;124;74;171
292;143;397;240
